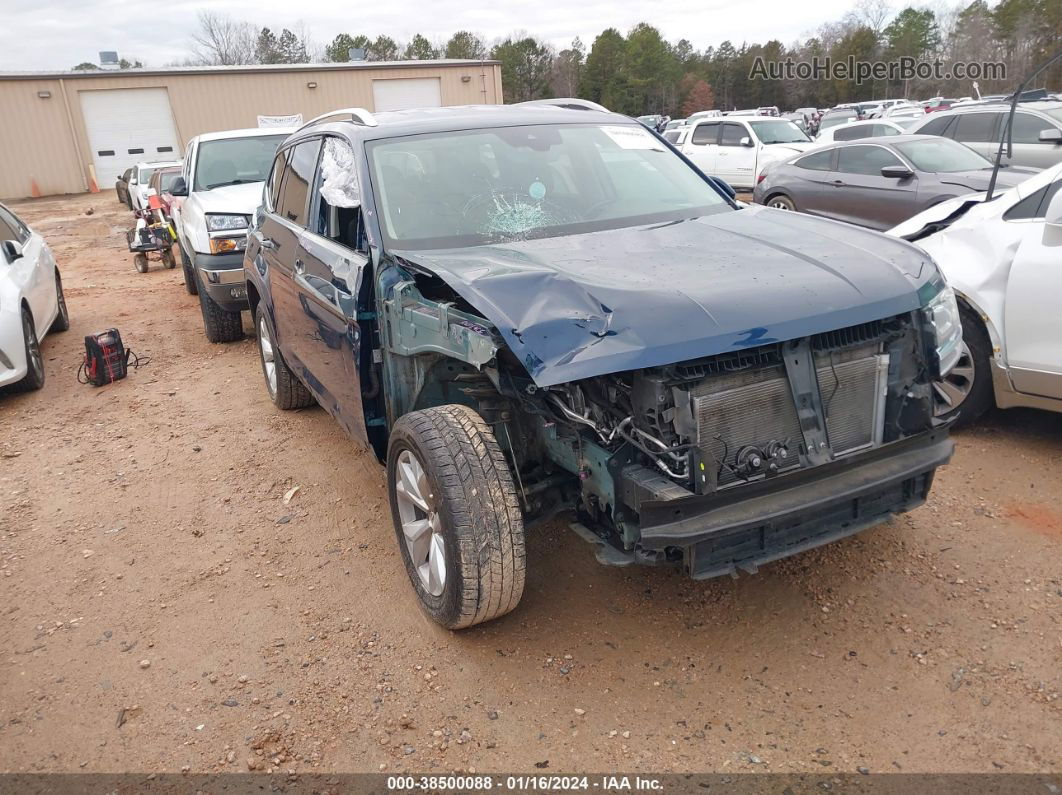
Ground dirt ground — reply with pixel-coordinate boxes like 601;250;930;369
1;193;1060;776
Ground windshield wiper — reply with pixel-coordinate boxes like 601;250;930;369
205;179;252;190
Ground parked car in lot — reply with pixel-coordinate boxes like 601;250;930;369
906;100;1062;169
0;202;70;391
678;115;813;188
754;135;1033;229
169;127;293;341
115;168;134;208
922;98;956;113
662;127;690;145
147;165;183;216
246;105;957;628
818;106;861;132
814;119;905;144
129;161;182;211
889;161;1062;423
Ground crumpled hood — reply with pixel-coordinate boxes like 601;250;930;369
394;206;939;386
191;181;266;215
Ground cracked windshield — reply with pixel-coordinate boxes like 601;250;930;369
367;123;729;249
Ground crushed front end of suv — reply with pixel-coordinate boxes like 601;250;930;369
245;106;958;628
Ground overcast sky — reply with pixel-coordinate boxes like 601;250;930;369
1;0;859;71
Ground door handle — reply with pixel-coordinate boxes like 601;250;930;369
294;258;305;274
260;238;276;250
831;180;844;186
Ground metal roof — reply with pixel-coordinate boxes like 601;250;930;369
0;59;499;81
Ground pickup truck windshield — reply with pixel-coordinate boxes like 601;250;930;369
194;134;287;191
894;138;992;172
367;123;730;250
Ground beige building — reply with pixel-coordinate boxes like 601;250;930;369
0;59;503;200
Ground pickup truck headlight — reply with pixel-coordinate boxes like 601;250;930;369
206;214;249;232
924;285;962;376
209;237;247;254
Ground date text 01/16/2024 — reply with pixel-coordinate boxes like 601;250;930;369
386;775;664;791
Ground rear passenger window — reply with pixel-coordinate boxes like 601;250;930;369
918;115;955;136
795;149;834;171
875;124;901;136
834;125;867;142
691;122;719;145
277;139;321;226
954;113;1000;143
836;145;903;176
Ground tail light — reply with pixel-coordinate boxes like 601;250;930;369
757;173;767;184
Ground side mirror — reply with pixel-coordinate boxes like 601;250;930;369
170;177;188;197
881;165;915;179
740;136;754;147
1;240;23;262
1038;128;1062;144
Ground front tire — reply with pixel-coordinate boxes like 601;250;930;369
179;244;198;295
934;305;994;426
387;405;526;629
134;253;149;273
254;305;314;409
15;308;45;392
197;273;243;343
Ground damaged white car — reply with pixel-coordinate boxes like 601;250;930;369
889;162;1062;423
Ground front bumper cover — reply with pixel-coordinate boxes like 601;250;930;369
194;251;248;312
635;432;953;579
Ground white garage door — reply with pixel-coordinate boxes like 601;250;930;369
80;88;181;186
372;78;442;112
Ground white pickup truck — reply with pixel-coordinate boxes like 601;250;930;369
170;127;293;342
678;115;814;190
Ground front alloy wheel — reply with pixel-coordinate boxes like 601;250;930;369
394;449;447;596
933;340;974;417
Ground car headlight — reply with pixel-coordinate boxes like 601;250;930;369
207;214;249;232
209;237;247;254
924;285;962;376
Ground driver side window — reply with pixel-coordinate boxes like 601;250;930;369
312;137;367;253
719;123;747;147
0;205;30;243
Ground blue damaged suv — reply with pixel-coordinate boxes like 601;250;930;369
244;103;958;629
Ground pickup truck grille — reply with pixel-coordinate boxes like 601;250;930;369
691;341;889;487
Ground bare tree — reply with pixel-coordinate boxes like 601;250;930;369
845;0;894;37
190;11;257;65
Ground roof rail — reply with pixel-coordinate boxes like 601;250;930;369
299;107;379;131
515;98;610;112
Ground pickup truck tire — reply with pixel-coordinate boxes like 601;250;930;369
935;305;993;427
254;305;314;410
179;244;198;295
387;405;526;629
197;273;243;343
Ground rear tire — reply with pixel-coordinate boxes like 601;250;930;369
387;405;526;629
254;305;314;409
15;308;45;392
134;253;149;273
767;194;796;211
197;273;243;343
934;305;994;427
50;272;70;333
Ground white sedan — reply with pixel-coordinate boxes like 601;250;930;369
888;162;1062;423
813;119;906;144
0;202;69;391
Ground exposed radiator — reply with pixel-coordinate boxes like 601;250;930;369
691;345;888;487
